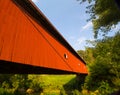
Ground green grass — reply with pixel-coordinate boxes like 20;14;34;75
36;74;76;94
41;75;75;84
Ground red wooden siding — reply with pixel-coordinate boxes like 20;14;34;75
0;0;88;74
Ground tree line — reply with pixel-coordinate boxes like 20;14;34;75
77;32;120;94
76;0;120;94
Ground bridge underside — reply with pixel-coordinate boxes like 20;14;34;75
0;60;78;74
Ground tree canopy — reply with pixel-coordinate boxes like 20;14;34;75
78;32;120;94
79;0;120;38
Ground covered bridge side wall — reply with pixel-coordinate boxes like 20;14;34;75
0;0;87;74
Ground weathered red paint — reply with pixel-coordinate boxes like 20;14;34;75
0;0;88;74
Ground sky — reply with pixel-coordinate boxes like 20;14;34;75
31;0;95;51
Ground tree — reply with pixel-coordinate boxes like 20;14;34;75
77;48;95;64
110;32;120;87
84;32;120;91
79;0;120;38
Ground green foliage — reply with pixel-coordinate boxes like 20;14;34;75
0;88;15;95
98;81;114;95
83;32;120;93
84;62;113;91
60;87;67;95
28;75;44;93
11;74;28;89
77;48;95;64
72;89;80;95
79;0;120;38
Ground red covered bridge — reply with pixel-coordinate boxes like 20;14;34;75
0;0;88;74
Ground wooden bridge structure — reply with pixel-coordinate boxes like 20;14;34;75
0;0;88;74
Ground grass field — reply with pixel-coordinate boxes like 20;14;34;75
31;74;77;94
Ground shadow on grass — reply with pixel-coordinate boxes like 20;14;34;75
62;74;87;95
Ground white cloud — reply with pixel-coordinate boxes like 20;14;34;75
73;37;86;50
81;22;92;32
74;37;95;50
77;37;86;45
